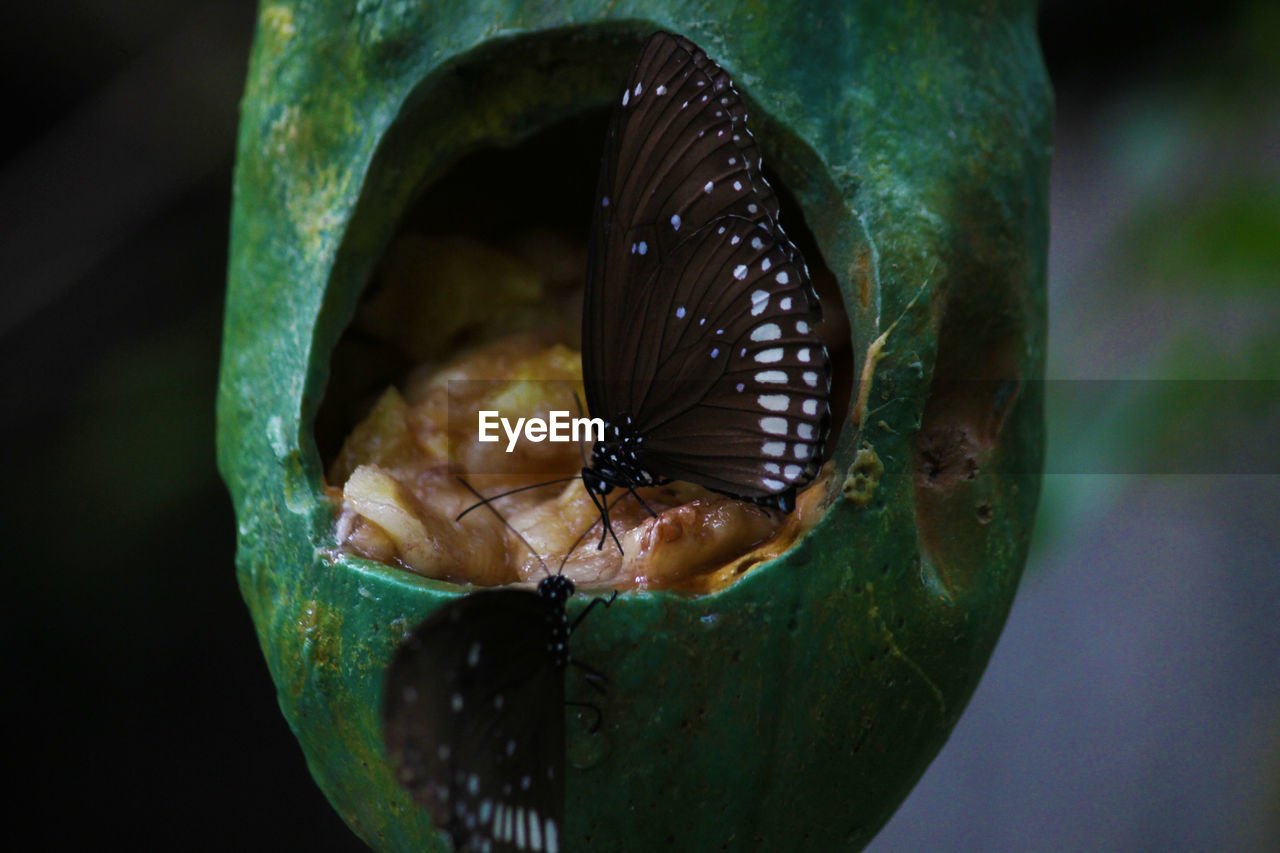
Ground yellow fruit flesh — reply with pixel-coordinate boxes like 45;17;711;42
329;333;829;592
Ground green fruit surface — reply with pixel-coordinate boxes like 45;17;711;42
218;1;1050;849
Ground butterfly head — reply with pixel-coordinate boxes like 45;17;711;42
536;574;576;606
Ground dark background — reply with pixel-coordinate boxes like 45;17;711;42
3;1;1276;849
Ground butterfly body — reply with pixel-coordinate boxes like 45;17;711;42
582;32;832;518
580;414;667;496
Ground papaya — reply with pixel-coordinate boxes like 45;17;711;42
217;3;1049;849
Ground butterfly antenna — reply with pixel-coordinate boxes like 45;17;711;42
454;475;581;522
626;486;661;519
455;476;552;580
556;489;629;577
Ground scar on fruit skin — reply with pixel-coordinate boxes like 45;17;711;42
864;582;946;715
842;446;884;507
850;277;931;431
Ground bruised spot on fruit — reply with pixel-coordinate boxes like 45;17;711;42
852;243;874;311
315;110;848;593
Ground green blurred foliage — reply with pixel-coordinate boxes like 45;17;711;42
1125;176;1280;296
1031;0;1279;559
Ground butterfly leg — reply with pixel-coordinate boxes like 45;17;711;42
565;700;604;733
626;487;659;519
571;659;611;695
571;589;618;632
585;484;624;553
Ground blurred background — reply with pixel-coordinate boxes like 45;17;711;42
2;1;1275;848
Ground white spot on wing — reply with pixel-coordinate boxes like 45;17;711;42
762;441;786;456
760;417;788;435
671;213;682;230
704;180;714;193
803;399;818;415
758;394;790;411
785;464;803;480
755;370;787;383
776;271;790;284
545;818;559;853
754;347;784;363
750;323;781;342
656;84;667;95
733;264;748;280
798;422;815;439
803;371;819;387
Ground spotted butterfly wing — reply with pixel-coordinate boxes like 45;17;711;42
383;588;566;853
584;31;831;506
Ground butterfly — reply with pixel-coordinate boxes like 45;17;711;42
382;483;616;852
579;31;833;525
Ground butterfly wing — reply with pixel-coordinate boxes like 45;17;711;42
623;216;830;499
584;30;781;414
584;31;831;501
383;590;565;853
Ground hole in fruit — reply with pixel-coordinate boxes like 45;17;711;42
318;41;853;593
912;202;1028;595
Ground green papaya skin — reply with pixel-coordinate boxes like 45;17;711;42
218;2;1049;849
